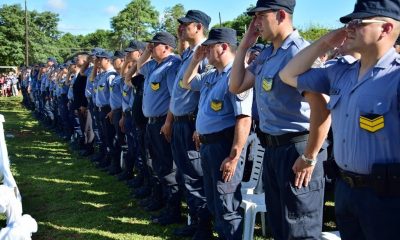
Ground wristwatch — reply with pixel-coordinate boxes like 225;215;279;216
301;154;317;166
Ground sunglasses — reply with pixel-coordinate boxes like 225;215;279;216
345;19;387;29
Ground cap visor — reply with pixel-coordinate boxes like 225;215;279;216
247;7;272;16
124;48;137;52
178;17;193;24
339;12;377;23
202;39;219;46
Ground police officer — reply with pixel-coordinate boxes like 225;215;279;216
182;27;253;240
135;32;182;220
279;0;400;239
118;40;146;182
106;50;126;175
230;0;330;239
94;50;118;170
170;10;213;238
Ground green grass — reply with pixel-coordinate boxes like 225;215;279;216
0;96;337;240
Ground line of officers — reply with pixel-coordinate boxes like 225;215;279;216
19;0;400;239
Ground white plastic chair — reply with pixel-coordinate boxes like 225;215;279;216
241;133;265;194
321;231;341;240
241;192;267;240
240;133;267;240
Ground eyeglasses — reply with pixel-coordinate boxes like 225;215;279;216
345;19;387;29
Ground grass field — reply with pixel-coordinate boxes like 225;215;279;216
0;96;337;240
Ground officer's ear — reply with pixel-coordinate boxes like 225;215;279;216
380;22;394;39
196;23;202;31
221;43;228;51
276;9;288;22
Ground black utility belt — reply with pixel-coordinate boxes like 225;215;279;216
112;108;122;113
339;163;400;197
199;127;235;145
99;105;111;112
173;113;196;122
148;115;166;124
260;131;309;148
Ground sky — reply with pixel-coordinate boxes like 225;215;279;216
1;0;355;35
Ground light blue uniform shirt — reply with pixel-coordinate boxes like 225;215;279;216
109;74;123;110
248;30;310;135
40;75;47;92
95;68;117;108
298;48;400;174
141;55;181;117
67;75;76;100
60;77;68;95
122;82;134;112
84;67;94;98
92;71;103;104
170;45;207;116
190;62;253;135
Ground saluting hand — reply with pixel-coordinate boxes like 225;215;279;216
241;17;260;49
193;46;207;63
320;27;348;49
292;156;315;188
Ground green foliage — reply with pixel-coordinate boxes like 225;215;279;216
111;0;159;47
299;25;331;41
158;4;186;36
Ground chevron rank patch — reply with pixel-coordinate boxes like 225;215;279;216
262;78;273;92
122;90;128;97
210;100;223;112
179;79;184;89
151;82;160;91
110;86;113;92
359;114;384;133
98;85;104;91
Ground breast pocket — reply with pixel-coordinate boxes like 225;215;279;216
358;96;390;133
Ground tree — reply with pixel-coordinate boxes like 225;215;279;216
0;4;25;66
111;0;159;48
299;25;330;41
158;4;185;36
0;4;61;66
217;5;253;41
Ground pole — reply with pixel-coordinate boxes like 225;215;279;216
219;12;222;27
25;0;29;66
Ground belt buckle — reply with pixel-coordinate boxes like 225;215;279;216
343;175;355;188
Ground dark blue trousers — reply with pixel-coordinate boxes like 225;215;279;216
200;136;244;240
146;120;180;211
171;120;210;224
335;178;400;240
111;109;124;168
98;106;114;155
263;140;326;240
124;112;135;173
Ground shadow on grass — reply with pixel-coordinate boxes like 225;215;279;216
1;97;187;240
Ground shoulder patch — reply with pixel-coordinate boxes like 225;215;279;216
236;89;251;101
